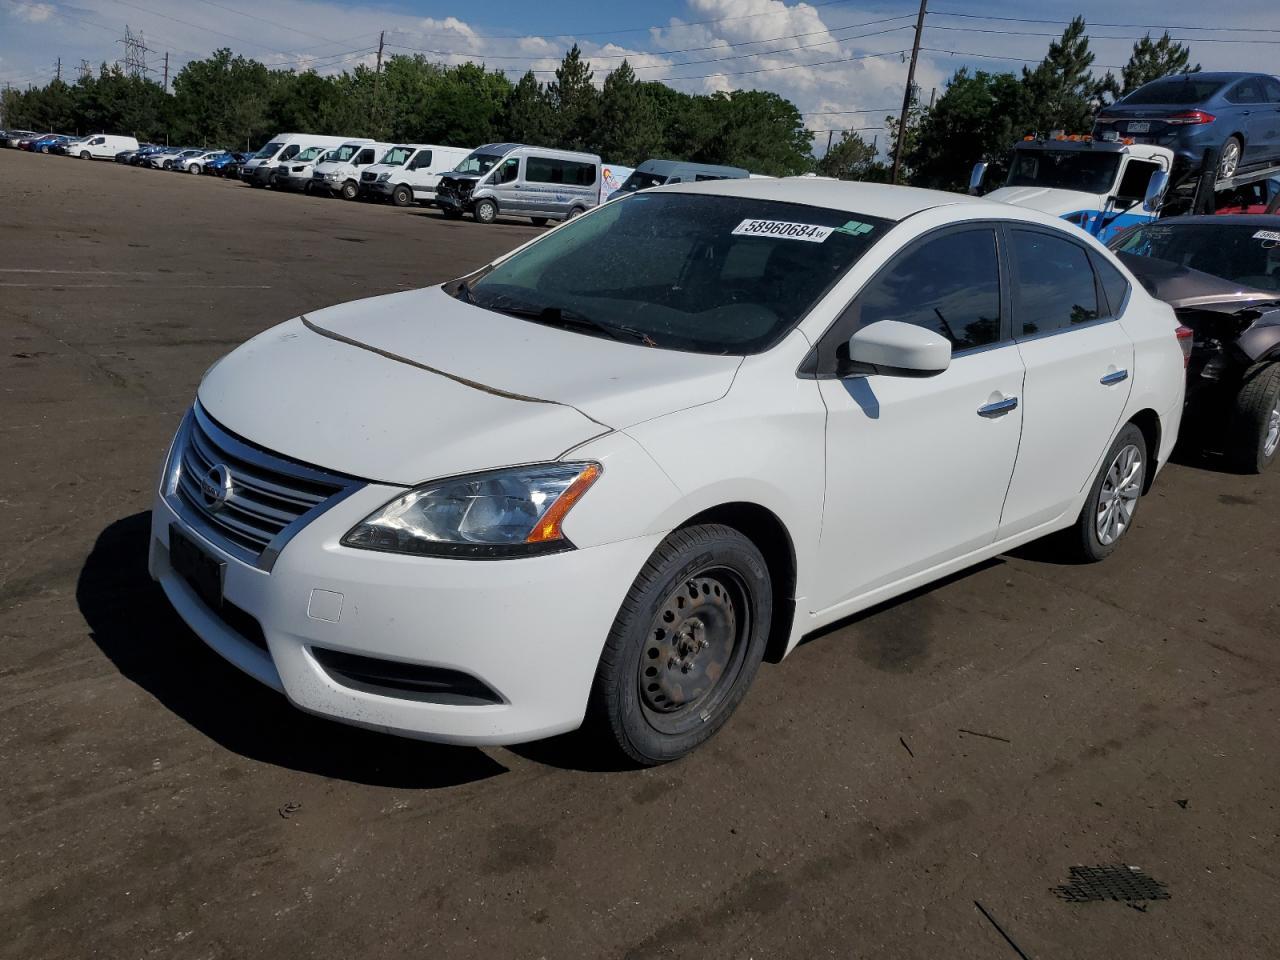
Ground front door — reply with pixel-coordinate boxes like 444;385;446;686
490;156;525;212
998;227;1133;537
812;225;1025;613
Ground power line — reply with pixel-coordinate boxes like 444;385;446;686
926;23;1280;45
801;106;899;116
921;47;1125;70
931;9;1280;34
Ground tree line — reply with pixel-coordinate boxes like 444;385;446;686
1;19;1195;184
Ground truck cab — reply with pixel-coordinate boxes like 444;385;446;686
975;136;1174;242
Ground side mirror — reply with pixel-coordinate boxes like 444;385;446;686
1143;170;1170;212
968;162;988;195
841;321;952;379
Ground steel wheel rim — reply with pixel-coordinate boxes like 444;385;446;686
638;567;751;735
1264;397;1280;458
1220;141;1241;179
478;202;495;222
1096;443;1144;546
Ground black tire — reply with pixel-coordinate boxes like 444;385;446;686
188;164;200;175
585;523;772;766
1228;361;1280;474
1219;135;1243;180
79;151;90;160
392;185;413;207
474;198;498;224
530;217;549;227
340;179;359;200
566;206;585;220
442;208;463;220
1060;422;1149;563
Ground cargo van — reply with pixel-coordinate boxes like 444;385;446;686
617;159;750;194
435;143;602;225
312;141;391;199
360;143;473;206
65;134;139;160
240;133;352;187
274;145;332;192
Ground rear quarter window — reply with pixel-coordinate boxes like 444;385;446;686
1092;254;1132;317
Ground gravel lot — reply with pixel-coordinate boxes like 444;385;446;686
2;148;1278;959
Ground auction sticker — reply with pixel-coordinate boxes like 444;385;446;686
1253;230;1280;242
733;219;834;242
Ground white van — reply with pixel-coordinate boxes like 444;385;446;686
360;143;473;206
435;143;602;225
311;141;391;199
275;145;334;193
66;134;139;160
240;133;352;187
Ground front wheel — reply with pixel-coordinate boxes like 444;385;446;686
1229;362;1280;473
473;198;497;224
1061;422;1148;562
80;151;90;160
392;185;413;207
188;164;201;175
585;524;772;766
340;179;359;200
1219;136;1243;180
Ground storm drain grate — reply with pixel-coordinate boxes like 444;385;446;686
1053;865;1170;903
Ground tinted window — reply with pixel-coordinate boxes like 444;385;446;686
494;157;519;184
1007;150;1119;194
1226;78;1266;104
1092;255;1131;316
355;148;375;164
281;144;299;160
1111;222;1280;290
526;156;597;187
1123;76;1226;105
695;174;728;182
1010;230;1100;335
1116;159;1161;202
1265;78;1280;103
412;149;432;169
852;229;1002;351
619;170;667;192
464;194;888;355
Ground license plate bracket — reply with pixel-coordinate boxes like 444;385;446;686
169;524;225;609
1128;121;1151;133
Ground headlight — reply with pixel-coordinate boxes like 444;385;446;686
327;172;341;180
376;172;390;182
342;462;601;559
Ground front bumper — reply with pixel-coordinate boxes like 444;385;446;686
149;483;658;745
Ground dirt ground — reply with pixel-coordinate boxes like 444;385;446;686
1;148;1277;959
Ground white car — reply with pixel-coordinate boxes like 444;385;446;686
150;179;1186;764
176;150;223;175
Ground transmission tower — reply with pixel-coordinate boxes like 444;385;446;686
119;26;153;79
79;60;93;83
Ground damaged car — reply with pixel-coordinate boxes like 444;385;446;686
1111;215;1280;471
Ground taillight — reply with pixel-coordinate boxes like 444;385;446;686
1175;325;1194;368
1164;111;1216;126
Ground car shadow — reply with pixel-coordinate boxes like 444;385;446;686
77;513;508;790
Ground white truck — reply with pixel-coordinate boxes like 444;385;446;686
359;143;473;206
311;141;390;200
971;135;1174;243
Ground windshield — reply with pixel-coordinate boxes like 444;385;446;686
325;144;362;163
454;152;504;176
619;170;668;193
1006;150;1120;194
382;146;414;166
1112;222;1280;290
1123;76;1227;105
464;193;889;355
296;146;324;162
253;141;283;160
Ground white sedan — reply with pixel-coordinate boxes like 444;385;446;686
150;179;1187;764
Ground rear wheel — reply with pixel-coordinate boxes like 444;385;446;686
474;198;497;224
566;206;585;220
1060;422;1148;563
1219;136;1243;179
586;524;772;766
1228;361;1280;473
392;185;413;207
340;179;359;200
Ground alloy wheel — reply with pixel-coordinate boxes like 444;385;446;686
1264;396;1280;459
1095;443;1144;546
1219;140;1241;179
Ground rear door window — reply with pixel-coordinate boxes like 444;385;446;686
526;157;597;187
1226;78;1266;104
1091;254;1132;317
1009;229;1100;336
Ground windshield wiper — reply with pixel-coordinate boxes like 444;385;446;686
489;301;657;346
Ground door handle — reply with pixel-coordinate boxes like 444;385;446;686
1100;369;1129;385
977;397;1018;418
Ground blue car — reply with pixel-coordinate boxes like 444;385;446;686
203;151;246;175
1095;72;1280;180
29;134;70;154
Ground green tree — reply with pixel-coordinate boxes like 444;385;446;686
546;44;598;151
503;70;555;145
817;130;877;180
596;61;661;164
696;90;812;175
907;69;1028;190
1097;32;1199;104
1020;16;1098;134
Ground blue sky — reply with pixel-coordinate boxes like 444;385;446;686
2;0;1277;151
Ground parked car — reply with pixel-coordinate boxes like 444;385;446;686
1094;72;1280;180
273;145;330;192
146;147;186;168
163;149;204;171
203;151;247;176
5;130;39;148
176;149;224;175
130;145;168;166
28;134;70;153
436;143;602;225
311;140;391;199
617;159;750;194
150;180;1185;764
65;134;139;160
1111;215;1280;471
359;143;472;206
1214;178;1280;215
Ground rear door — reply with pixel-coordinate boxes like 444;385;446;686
811;224;1026;611
1225;78;1272;165
998;226;1134;538
1262;78;1280;163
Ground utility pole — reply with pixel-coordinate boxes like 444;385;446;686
826;129;834;155
162;52;169;92
371;30;385;136
54;58;61;82
79;60;92;82
891;0;927;185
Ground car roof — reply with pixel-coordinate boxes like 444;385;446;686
652;177;997;222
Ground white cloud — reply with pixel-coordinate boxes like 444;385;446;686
10;2;55;23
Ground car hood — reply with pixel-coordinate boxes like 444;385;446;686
986;185;1103;217
197;286;741;485
1115;252;1280;311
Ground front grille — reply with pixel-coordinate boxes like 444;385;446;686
168;405;363;569
312;647;504;706
312;171;325;180
361;171;377;183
